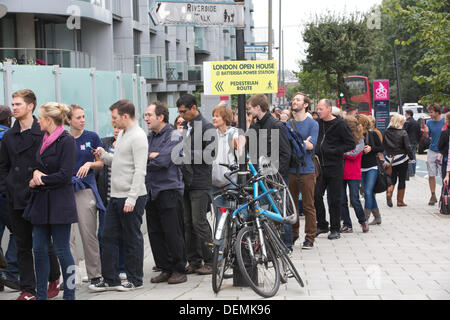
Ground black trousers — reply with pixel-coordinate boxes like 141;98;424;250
314;166;344;233
8;206;61;295
146;190;186;274
101;196;147;287
390;161;409;190
183;189;213;266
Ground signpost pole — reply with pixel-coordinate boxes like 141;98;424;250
232;27;257;287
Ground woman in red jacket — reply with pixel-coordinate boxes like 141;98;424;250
340;116;369;233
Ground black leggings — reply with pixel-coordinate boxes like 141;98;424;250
390;161;409;190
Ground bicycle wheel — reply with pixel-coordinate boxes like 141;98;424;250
212;214;232;293
263;220;304;288
235;224;280;298
262;172;297;219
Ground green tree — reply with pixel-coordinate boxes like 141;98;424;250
388;0;449;106
292;65;337;109
302;12;373;109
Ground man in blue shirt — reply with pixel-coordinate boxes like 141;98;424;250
286;93;319;249
144;102;186;285
424;103;445;205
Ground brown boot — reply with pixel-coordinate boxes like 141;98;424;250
397;189;407;206
386;185;394;207
369;208;381;225
364;209;372;221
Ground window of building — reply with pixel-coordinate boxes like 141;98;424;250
133;0;140;22
133;30;141;55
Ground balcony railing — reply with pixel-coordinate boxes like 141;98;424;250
0;48;91;68
188;65;202;83
77;0;106;8
134;55;163;80
111;0;122;16
194;27;210;53
166;61;187;82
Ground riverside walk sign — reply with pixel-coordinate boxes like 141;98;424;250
203;60;278;95
149;0;244;27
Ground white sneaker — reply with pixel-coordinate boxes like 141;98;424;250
88;280;129;292
119;272;127;281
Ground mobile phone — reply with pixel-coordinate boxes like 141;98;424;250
86;146;95;152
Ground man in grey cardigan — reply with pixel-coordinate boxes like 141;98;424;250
89;100;148;292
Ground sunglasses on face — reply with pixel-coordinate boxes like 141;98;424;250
178;109;188;114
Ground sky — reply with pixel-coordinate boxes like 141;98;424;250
251;0;383;73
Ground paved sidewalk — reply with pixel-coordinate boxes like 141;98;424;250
1;175;449;300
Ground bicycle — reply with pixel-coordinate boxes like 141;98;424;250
211;158;304;297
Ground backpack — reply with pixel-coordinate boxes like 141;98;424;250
285;120;307;183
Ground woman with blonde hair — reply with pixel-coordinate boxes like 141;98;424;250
382;114;414;207
23;102;78;300
340;116;369;233
359;114;384;225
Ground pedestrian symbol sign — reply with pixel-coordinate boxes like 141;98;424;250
203;60;278;95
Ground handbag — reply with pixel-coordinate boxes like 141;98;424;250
439;183;450;215
373;157;390;194
384;156;394;176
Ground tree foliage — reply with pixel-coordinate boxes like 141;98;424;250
388;0;449;106
301;12;373;108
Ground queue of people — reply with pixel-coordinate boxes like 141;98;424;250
0;88;443;300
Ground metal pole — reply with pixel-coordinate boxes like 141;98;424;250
278;0;281;107
233;27;256;288
268;0;273;106
394;46;402;114
282;29;285;106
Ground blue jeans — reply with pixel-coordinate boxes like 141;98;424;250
101;196;147;287
408;144;417;175
0;196;19;281
341;180;366;228
33;224;75;300
361;169;379;210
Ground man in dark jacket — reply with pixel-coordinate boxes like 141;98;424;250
0;89;61;300
177;94;216;275
403;110;421;177
144;101;187;284
0;105;18;293
314;99;356;240
247;94;291;178
247;94;293;249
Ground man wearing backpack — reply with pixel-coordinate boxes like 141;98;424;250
247;94;292;250
286;93;319;250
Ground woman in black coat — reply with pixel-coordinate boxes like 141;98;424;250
23;102;77;300
382;114;414;207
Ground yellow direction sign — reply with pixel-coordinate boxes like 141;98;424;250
203;60;278;95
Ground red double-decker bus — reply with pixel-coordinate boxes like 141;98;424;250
336;76;372;115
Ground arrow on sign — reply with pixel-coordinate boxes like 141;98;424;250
215;81;224;92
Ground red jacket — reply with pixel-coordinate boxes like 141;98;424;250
343;140;364;180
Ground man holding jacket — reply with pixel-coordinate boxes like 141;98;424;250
314;99;356;240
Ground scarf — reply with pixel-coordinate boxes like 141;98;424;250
40;125;65;154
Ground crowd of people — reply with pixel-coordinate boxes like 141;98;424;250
0;88;445;300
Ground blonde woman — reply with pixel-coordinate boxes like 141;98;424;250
359;114;384;225
23;102;77;300
382;114;414;207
